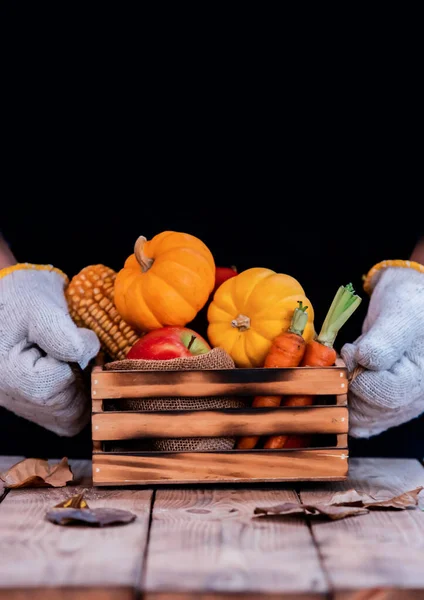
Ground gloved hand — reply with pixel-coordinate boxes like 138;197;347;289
0;264;100;436
341;264;424;438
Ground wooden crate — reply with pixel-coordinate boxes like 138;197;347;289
91;359;349;486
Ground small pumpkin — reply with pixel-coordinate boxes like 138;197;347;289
207;267;315;368
114;231;215;332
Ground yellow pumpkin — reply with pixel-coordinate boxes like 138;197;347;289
114;231;215;332
207;267;315;368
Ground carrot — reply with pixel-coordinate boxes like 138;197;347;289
264;283;362;450
236;301;309;450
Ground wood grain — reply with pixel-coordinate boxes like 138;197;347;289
335;590;424;600
336;393;348;405
92;450;348;485
144;595;325;600
336;434;348;448
299;457;424;597
143;488;328;597
92;406;348;440
0;459;153;590
92;366;348;399
0;589;134;600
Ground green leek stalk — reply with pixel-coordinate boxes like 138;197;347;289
288;301;309;336
317;283;362;348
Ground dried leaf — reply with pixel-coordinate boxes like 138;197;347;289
307;504;369;520
254;502;367;520
54;490;89;509
254;502;305;516
0;457;73;489
329;489;376;506
364;486;424;510
46;507;136;527
254;486;424;522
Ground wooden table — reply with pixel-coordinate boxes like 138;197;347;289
1;456;424;599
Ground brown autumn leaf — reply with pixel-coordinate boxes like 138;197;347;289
364;486;424;510
46;507;137;527
253;502;368;521
0;457;73;489
306;504;369;520
254;486;424;521
329;489;375;506
329;486;424;510
54;490;89;509
254;502;305;516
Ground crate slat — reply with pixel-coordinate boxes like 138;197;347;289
336;393;347;405
336;433;348;448
91;360;350;486
92;366;348;399
92;449;349;485
92;406;348;441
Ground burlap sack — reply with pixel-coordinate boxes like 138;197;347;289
104;348;246;451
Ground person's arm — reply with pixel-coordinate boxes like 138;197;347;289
0;235;17;269
0;236;100;436
341;236;424;438
410;236;424;264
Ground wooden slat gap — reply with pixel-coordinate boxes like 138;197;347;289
96;405;342;414
295;489;334;598
138;489;156;596
94;446;346;455
0;487;9;505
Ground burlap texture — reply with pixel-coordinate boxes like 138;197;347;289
104;348;245;451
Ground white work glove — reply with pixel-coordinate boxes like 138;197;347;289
341;266;424;438
0;265;100;436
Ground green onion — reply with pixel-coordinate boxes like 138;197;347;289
317;283;362;348
288;300;309;336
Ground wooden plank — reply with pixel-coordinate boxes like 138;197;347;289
335;591;424;600
143;488;328;597
92;366;348;399
0;458;153;591
144;595;325;600
92;449;348;485
0;456;24;502
92;406;348;440
336;393;348;405
92;399;104;412
299;457;424;597
0;589;134;599
336;434;348;448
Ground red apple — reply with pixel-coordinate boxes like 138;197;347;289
126;326;211;360
213;265;237;293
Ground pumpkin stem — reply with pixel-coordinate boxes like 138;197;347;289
231;314;251;332
134;236;154;273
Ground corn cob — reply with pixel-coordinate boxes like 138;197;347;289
65;264;141;361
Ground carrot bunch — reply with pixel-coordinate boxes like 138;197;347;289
236;284;362;451
236;301;309;450
264;282;362;449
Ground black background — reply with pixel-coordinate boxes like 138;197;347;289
0;37;422;459
1;160;421;460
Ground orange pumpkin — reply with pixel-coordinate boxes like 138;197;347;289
114;231;215;332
